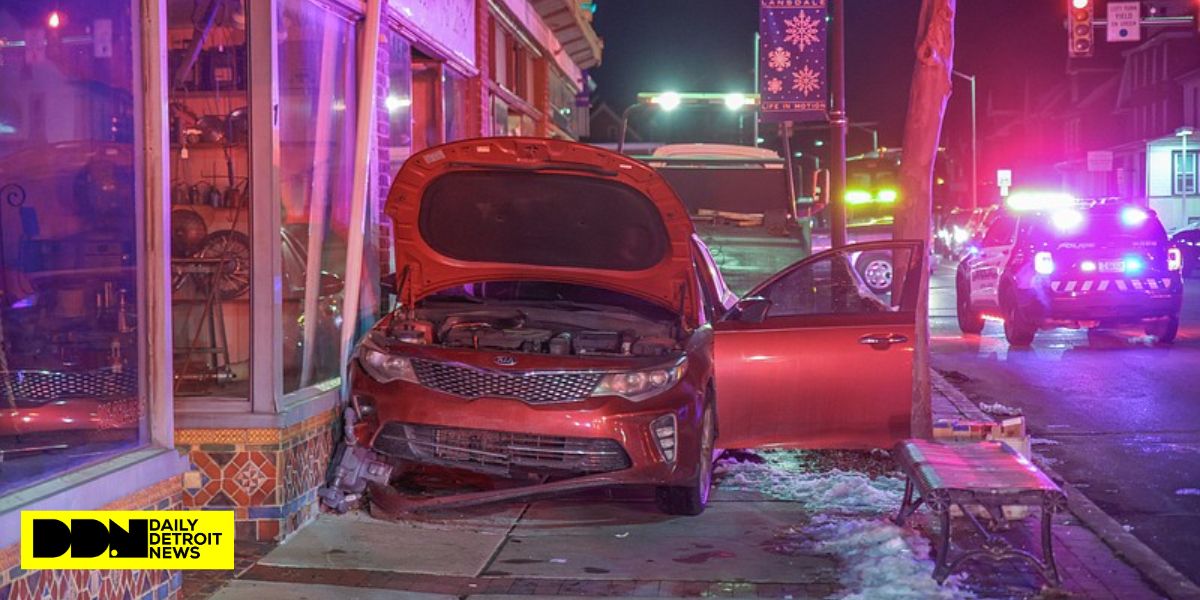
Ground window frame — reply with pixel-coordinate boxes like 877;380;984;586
1173;149;1198;196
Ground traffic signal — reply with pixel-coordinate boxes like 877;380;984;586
1068;0;1094;58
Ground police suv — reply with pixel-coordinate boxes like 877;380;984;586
956;194;1184;346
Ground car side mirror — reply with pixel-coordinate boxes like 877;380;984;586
731;296;772;323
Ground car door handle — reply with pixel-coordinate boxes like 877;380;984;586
859;333;909;349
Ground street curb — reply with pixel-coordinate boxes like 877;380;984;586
930;370;1200;600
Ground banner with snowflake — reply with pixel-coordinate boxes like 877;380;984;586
759;0;828;123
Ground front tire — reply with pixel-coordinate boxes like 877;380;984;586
656;403;715;516
1147;314;1180;344
956;273;984;335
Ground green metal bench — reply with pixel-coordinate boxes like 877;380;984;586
893;439;1067;585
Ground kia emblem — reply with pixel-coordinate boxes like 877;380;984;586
494;355;517;367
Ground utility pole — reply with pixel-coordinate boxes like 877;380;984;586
828;0;848;248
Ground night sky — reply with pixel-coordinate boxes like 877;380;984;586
590;0;1067;155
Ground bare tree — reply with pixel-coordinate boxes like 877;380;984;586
897;0;956;438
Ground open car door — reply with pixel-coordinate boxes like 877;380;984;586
713;240;924;449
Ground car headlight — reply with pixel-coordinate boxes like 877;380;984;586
591;360;686;402
357;343;418;384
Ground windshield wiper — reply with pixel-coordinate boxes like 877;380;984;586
447;161;619;177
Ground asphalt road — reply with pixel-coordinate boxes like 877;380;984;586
929;262;1200;586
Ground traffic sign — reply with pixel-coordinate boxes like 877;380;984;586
997;169;1012;197
1107;2;1141;42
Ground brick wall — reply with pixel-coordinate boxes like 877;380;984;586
0;475;184;600
376;33;395;277
176;409;336;543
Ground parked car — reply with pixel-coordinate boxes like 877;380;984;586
337;137;924;516
956;196;1183;345
1169;223;1200;277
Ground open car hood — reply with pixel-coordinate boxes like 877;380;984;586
385;138;698;320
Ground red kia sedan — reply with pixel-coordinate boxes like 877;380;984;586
346;137;922;515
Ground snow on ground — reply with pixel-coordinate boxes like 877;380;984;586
978;402;1022;416
715;451;974;600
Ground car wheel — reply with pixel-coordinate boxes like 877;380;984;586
655;402;715;516
1003;299;1036;347
1146;314;1180;344
956;273;984;335
856;252;894;294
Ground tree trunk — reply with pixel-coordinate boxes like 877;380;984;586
897;0;956;439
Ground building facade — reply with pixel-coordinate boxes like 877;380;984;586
0;0;599;598
1055;9;1199;230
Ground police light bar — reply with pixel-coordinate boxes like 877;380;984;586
1005;191;1078;212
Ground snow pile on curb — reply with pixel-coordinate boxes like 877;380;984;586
978;402;1022;416
716;451;973;600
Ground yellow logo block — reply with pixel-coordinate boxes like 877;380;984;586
20;510;234;570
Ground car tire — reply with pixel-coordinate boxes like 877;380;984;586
1146;314;1180;344
655;402;715;516
956;273;984;335
856;252;894;294
1003;298;1037;347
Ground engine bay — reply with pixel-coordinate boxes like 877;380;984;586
383;304;682;358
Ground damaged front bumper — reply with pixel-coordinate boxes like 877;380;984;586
317;407;395;513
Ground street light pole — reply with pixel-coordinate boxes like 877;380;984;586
753;32;761;147
1178;127;1194;209
953;70;978;211
617;102;639;154
829;0;848;248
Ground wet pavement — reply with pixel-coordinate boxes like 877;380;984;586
929;262;1200;588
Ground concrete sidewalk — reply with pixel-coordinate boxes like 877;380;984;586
186;377;1179;600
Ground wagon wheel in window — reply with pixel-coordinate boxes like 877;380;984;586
196;230;251;300
170;209;209;292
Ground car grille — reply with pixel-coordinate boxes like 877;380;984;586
0;368;138;402
373;422;631;477
410;359;603;404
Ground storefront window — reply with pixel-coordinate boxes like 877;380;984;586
166;0;253;400
550;72;579;137
491;96;510;136
385;31;413;178
277;0;356;393
412;60;442;152
0;0;146;494
443;68;468;142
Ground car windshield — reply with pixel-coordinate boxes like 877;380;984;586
419;170;671;271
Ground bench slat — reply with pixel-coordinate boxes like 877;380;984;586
896;439;1062;498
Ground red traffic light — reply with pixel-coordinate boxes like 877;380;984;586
1067;0;1094;57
